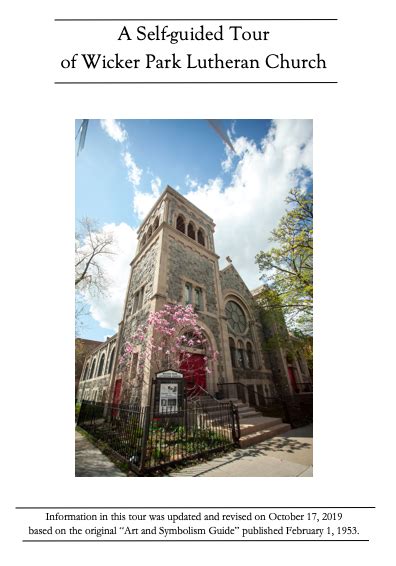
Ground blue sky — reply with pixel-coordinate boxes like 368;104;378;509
76;119;312;341
76;119;273;223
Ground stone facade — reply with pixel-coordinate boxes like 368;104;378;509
166;237;223;371
77;185;312;406
75;338;104;397
77;335;117;402
219;263;275;397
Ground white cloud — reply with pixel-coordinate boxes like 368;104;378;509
132;176;162;220
98;121;143;190
185;174;198;189
100;119;128;143
80;222;138;331
133;190;158;220
185;119;313;289
221;146;234;172
151;176;161;197
123;151;143;188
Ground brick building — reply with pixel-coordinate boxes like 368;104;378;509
76;186;312;406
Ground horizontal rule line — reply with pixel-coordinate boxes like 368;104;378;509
54;19;338;22
54;81;338;85
16;506;374;509
23;539;370;543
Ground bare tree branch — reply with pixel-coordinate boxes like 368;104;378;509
75;217;116;295
75;217;117;333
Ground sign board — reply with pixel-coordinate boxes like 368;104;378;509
156;370;183;379
153;369;185;416
159;383;179;413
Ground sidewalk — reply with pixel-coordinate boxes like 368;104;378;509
75;430;126;477
75;425;312;477
168;424;313;477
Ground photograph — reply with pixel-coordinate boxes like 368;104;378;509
74;119;313;477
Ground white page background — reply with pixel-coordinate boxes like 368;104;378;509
2;0;394;563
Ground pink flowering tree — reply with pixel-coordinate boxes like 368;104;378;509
119;303;219;401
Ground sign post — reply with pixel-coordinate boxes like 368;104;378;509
153;369;184;416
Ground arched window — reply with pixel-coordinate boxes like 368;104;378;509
138;286;145;310
194;287;203;310
176;215;185;234
83;363;90;381
131;353;139;377
246;342;254;369
237;340;245;369
141;234;146;247
229;338;237;368
89;359;96;380
107;347;115;374
97;353;105;376
153;217;159;231
187;222;196;240
197;229;205;246
184;282;192;305
147;225;153;238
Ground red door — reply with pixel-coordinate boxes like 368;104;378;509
180;354;206;395
113;379;122;405
287;366;299;393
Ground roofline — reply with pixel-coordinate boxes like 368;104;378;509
75;338;104;345
83;333;118;357
137;187;168;235
250;284;265;297
220;263;234;274
137;185;215;234
166;185;215;225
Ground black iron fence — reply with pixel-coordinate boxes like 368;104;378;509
77;399;239;475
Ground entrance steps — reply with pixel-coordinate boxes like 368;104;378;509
224;398;291;448
194;395;291;448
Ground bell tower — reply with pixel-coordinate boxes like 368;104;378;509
153;186;230;393
109;186;231;404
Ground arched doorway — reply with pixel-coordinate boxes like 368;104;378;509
179;330;209;397
180;354;206;395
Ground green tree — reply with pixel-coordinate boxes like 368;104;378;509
255;188;313;334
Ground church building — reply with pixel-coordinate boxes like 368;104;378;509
76;186;312;406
